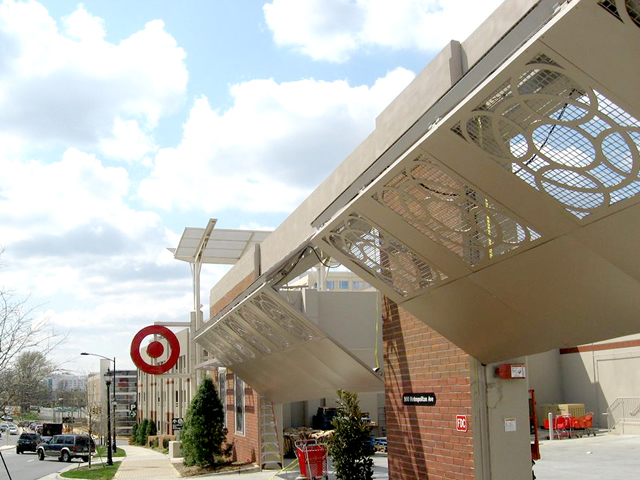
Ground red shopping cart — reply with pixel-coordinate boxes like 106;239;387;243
543;414;574;439
572;412;595;437
295;439;328;479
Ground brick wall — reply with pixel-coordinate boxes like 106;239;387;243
383;297;474;479
224;372;260;464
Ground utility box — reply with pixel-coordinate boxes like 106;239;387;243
168;441;181;459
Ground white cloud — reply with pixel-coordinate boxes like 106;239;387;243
62;4;105;43
264;0;504;62
138;67;415;213
0;144;213;370
0;1;186;161
0;148;130;238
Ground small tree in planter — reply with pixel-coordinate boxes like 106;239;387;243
131;423;138;445
328;390;374;480
181;376;232;467
137;419;149;446
149;420;158;437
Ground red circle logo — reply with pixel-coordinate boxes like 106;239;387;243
130;325;180;374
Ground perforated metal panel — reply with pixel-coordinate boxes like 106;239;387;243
250;292;317;341
372;155;542;268
453;53;640;219
235;304;291;349
324;212;448;297
213;323;257;361
206;330;245;364
598;0;640;27
225;314;273;354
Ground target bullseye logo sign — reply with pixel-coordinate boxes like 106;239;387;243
130;325;180;375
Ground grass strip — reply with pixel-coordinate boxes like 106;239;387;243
60;461;121;480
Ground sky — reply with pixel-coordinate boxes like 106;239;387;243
0;0;504;375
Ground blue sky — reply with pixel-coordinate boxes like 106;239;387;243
0;0;503;374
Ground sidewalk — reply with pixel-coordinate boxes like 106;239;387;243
113;446;179;479
107;445;389;480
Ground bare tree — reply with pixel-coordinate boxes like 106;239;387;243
12;351;55;413
0;250;66;412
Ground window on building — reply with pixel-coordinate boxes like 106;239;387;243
235;375;244;434
219;370;227;427
353;280;363;290
339;280;349;290
325;280;335;290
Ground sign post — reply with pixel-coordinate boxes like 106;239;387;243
172;417;183;441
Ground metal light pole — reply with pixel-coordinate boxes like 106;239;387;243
81;352;117;454
104;376;113;466
112;357;116;454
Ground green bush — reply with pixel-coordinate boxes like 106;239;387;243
137;419;149;446
181;376;232;467
149;420;157;436
131;423;138;444
151;438;159;448
328;390;374;480
163;438;170;449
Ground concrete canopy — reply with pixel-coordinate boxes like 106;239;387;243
313;0;640;364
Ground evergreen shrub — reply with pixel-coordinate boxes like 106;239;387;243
328;390;374;480
181;376;232;467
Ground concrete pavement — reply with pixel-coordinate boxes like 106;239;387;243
533;432;640;479
32;433;640;479
113;446;178;479
76;444;389;480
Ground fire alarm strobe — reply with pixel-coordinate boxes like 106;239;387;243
494;363;526;379
130;325;181;375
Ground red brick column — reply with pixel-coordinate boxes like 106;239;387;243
383;297;474;479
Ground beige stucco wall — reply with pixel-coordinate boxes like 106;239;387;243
301;289;381;369
527;350;564;411
560;334;640;428
527;334;640;428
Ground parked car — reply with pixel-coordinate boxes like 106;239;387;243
16;433;41;454
8;425;18;435
0;424;8;432
37;434;95;462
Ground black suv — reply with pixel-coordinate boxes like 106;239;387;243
36;434;95;462
16;433;41;454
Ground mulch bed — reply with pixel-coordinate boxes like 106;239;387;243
173;461;255;477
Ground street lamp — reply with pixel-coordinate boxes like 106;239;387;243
104;374;113;466
81;352;117;454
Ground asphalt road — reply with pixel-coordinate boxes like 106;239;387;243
0;447;70;480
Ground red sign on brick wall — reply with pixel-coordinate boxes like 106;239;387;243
456;415;468;432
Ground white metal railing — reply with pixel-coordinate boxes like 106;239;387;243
606;397;640;432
